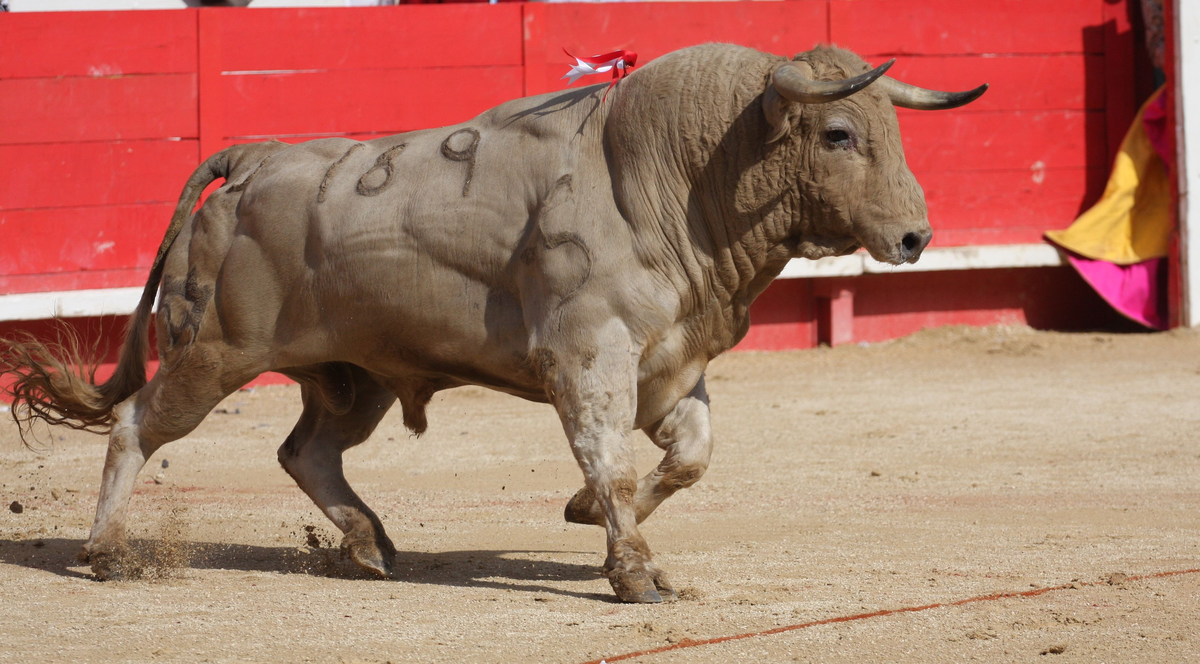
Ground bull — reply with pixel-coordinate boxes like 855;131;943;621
1;43;984;602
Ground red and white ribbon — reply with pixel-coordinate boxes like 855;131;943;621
562;48;638;99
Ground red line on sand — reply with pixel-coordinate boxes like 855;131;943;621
582;568;1200;664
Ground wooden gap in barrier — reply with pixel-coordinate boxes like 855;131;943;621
814;279;855;347
1164;0;1183;328
1103;0;1139;171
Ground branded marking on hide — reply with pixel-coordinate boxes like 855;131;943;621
440;128;481;197
225;154;274;193
522;175;592;304
160;267;213;350
318;143;365;203
356;143;408;197
543;232;593;303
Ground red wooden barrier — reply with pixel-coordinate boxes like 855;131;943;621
0;1;1148;364
203;5;524;153
0;10;197;79
522;1;828;95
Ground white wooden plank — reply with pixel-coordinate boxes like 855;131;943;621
0;287;143;322
778;254;863;278
779;243;1063;279
1176;0;1200;325
861;243;1064;274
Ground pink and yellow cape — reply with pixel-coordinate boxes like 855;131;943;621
1045;88;1171;329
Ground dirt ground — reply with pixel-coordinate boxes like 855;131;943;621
1;325;1199;663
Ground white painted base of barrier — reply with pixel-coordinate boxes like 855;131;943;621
0;244;1064;323
778;243;1064;279
0;287;144;323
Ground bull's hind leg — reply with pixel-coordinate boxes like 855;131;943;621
83;344;260;579
565;377;712;526
277;363;398;577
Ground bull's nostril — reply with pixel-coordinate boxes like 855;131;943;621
901;232;921;254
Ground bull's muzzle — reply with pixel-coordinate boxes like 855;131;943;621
898;229;933;263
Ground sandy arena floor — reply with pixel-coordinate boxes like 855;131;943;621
1;325;1198;663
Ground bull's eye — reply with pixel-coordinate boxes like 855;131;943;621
825;129;852;148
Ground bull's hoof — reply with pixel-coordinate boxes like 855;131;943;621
341;532;395;578
564;487;605;526
90;552;120;581
653;571;679;602
84;545;133;581
607;569;664;603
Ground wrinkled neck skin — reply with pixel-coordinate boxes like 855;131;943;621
605;45;844;354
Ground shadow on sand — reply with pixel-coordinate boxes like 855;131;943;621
0;537;614;601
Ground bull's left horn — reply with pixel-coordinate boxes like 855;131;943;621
877;77;989;110
772;59;894;104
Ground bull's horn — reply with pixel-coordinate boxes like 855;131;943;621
772;59;894;104
877;77;989;110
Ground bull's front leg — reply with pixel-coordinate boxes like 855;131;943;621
539;322;676;603
565;376;712;526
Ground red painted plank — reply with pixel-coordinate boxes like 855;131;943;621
883;55;1104;112
0;315;288;393
222;132;400;152
528;1;827;95
0;10;196;79
0;204;173;276
0;269;150;296
199;9;225;162
917;167;1104;231
0;317;144;367
523;3;549;97
731;267;1134;351
929;227;1066;247
830;0;1105;56
216;5;523;72
0;141;198;211
221;67;523;139
848;268;1136;345
837;0;1108;57
898;110;1106;172
0;75;197;146
741;279;816;351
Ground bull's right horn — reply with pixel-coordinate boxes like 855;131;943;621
876;77;989;110
772;59;894;104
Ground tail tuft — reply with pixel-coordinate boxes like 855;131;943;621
1;326;124;445
0;142;281;446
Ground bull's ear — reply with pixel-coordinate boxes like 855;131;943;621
762;86;794;144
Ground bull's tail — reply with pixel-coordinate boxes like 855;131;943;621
1;147;247;441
